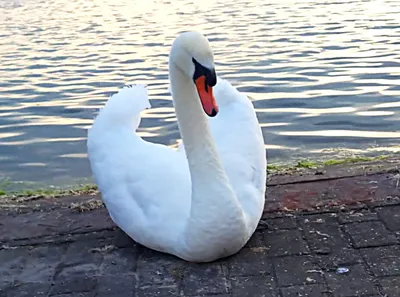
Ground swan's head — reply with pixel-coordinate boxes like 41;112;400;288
170;31;218;117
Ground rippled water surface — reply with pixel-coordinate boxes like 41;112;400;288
0;0;400;186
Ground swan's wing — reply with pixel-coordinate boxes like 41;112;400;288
88;85;191;251
90;138;191;251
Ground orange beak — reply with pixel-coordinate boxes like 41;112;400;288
194;75;218;117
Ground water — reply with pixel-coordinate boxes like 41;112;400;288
0;0;399;187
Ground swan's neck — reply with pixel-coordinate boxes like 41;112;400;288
169;63;225;182
169;63;246;258
170;67;216;168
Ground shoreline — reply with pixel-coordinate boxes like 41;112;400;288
0;153;397;199
1;154;399;214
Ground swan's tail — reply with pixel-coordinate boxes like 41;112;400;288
95;85;151;129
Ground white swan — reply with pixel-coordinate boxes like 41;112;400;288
87;31;266;262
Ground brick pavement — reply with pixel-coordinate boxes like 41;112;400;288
1;159;400;297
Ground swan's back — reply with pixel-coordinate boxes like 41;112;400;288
210;78;266;232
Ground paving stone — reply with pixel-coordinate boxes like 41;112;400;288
265;216;298;230
51;293;95;297
0;248;28;286
280;284;330;297
273;255;324;286
113;229;137;248
0;245;61;286
300;213;339;227
2;180;400;297
96;275;136;297
325;264;378;296
377;205;400;231
228;247;272;277
189;295;230;297
245;231;264;248
99;248;137;276
257;219;269;230
264;229;309;256
301;219;350;255
57;263;99;279
231;275;277;297
379;276;400;297
367;195;400;208
49;276;96;296
137;253;183;287
361;246;400;277
317;248;362;270
4;283;50;297
182;263;228;296
338;209;378;224
138;285;180;297
61;240;104;267
345;221;398;248
19;246;64;283
0;245;63;288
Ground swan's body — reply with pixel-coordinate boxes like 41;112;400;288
87;32;267;262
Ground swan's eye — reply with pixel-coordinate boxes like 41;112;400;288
192;58;217;87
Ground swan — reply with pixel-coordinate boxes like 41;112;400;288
87;31;267;262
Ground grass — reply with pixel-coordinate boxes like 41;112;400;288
0;183;98;200
322;155;387;166
266;155;390;172
266;164;281;171
296;160;319;169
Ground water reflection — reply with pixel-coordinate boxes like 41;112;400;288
0;0;399;186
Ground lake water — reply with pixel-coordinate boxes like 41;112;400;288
0;0;400;187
